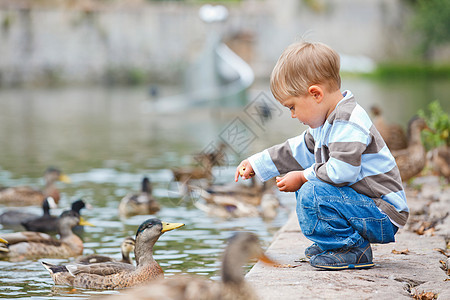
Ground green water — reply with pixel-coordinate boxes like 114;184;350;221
0;76;448;298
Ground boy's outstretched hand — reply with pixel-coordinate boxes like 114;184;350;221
276;171;307;192
235;159;255;182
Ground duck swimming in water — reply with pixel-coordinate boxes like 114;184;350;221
118;177;160;218
0;167;70;206
76;237;135;265
42;218;184;289
0;210;93;261
0;196;57;226
98;232;276;300
21;199;90;233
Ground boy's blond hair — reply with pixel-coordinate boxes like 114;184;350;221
270;41;341;101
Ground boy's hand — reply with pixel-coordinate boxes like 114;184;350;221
276;171;307;192
235;160;255;182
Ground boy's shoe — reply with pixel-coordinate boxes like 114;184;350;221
309;240;374;270
305;243;324;259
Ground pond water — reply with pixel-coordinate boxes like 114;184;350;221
0;76;449;299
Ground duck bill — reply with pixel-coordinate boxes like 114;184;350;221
161;222;185;233
79;217;95;227
59;174;71;183
258;253;277;266
0;237;8;244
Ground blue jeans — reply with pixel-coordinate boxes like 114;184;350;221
296;178;398;251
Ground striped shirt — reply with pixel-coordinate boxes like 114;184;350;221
248;90;409;227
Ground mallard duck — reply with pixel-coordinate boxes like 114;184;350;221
0;197;57;226
392;117;428;182
76;237;135;265
195;179;279;218
21;198;90;233
41;218;184;289
99;232;276;300
0;167;71;206
193;142;227;170
194;197;260;218
118;177;160;218
202;177;268;206
371;105;408;151
171;143;227;194
0;210;93;261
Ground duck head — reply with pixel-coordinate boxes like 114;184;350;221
121;236;136;257
134;218;184;265
57;210;94;237
45;167;71;184
221;232;276;285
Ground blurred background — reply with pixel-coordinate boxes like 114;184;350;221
0;0;449;298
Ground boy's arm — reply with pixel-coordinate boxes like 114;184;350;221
305;121;370;186
248;130;315;182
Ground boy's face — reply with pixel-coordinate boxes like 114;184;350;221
280;94;327;128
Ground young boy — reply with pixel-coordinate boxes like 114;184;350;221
235;41;408;270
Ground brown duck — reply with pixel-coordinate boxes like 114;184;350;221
371;105;408;151
75;237;135;265
99;232;276;300
0;210;93;261
118;177;160;218
171;143;227;194
0;167;71;206
392;117;428;182
42;218;184;289
195;178;279;218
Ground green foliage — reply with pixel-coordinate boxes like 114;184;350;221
369;63;450;79
412;0;450;60
418;100;450;150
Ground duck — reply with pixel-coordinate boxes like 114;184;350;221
0;196;57;226
75;237;135;265
21;198;90;233
392;117;428;182
371;105;408;151
202;177;269;206
171;143;228;194
259;191;281;220
195;178;279;218
194;197;260;218
98;232;276;300
0;210;93;261
118;177;160;218
193;142;227;170
0;167;71;206
41;218;184;289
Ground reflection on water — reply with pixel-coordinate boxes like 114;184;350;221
0;77;448;298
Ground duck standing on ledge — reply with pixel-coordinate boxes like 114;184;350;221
371;105;408;151
42;218;184;289
119;177;160;218
0;210;93;261
100;232;276;300
0;167;71;206
392;117;428;182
